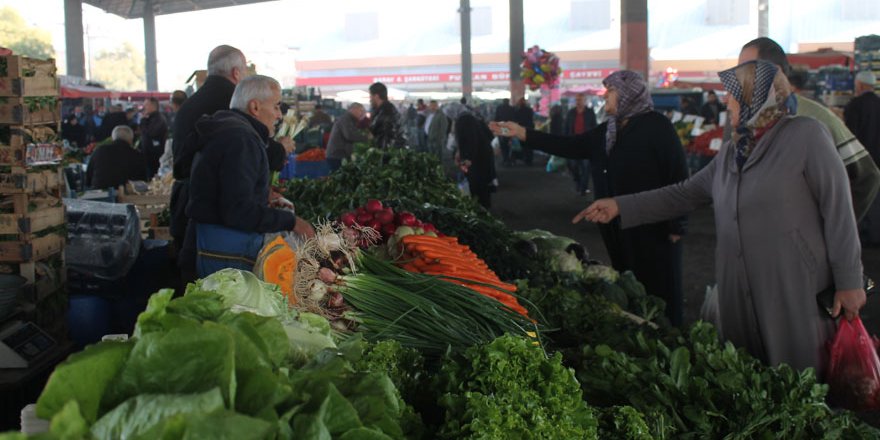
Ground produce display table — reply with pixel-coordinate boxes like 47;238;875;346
0;340;74;432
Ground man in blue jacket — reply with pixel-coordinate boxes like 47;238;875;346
186;75;314;277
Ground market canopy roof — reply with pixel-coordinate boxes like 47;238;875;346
82;0;278;19
61;84;116;99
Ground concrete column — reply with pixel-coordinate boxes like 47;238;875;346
509;0;525;100
459;0;473;99
758;0;769;38
63;0;85;78
620;0;649;80
143;0;158;91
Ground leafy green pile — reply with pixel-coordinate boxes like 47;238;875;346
436;335;598;439
578;322;878;439
20;283;420;440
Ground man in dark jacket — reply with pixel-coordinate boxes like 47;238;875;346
186;75;314;277
368;82;406;149
170;45;249;272
85;125;147;189
494;98;516;165
326;103;369;171
139;97;168;179
699;90;726;125
565;93;598;194
845;71;880;246
97;105;127;142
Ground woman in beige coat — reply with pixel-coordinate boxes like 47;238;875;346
579;60;866;374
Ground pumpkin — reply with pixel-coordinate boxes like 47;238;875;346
254;236;297;302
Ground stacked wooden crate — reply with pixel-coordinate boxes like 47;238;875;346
0;55;66;339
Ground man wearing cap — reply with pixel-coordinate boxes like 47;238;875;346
846;71;880;246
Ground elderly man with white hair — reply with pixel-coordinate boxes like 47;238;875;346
185;75;315;277
85;125;147;190
846;71;880;246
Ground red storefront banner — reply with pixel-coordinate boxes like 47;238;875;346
294;68;618;86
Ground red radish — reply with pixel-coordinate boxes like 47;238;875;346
376;210;395;224
357;212;374;224
356;206;367;215
384;207;394;215
365;199;384;213
367;220;382;231
382;223;397;236
339;212;357;226
398;212;417;226
422;223;437;233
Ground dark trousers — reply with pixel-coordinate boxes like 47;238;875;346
600;221;684;326
327;158;343;172
498;137;511;163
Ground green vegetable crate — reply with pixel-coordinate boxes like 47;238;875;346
0;55;59;98
0;97;61;125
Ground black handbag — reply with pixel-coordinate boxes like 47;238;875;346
817;275;876;318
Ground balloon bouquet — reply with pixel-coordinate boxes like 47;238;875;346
521;45;563;116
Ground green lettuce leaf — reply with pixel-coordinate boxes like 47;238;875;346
90;388;225;440
36;340;134;423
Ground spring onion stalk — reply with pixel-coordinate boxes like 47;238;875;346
336;252;538;356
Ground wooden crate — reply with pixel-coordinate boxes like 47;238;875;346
0;206;64;236
0;126;62;167
149;226;171;241
0;233;64;263
0;97;61;125
0;76;59;97
0;56;57;79
0;167;64;195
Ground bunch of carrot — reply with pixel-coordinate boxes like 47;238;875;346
396;234;530;318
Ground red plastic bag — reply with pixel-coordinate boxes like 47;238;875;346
827;317;880;410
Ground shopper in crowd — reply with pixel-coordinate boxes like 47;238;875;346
85;125;147;190
97;105;127;142
679;97;699;116
739;37;880;222
494;98;516;165
565;93;598;195
368;82;406;149
139;97;168;179
170;45;250;279
699;90;726;125
168;90;188;128
845;71;880;246
513;98;535;165
326;103;369;172
425;100;449;160
309;104;333;129
456;111;495;209
61;114;87;149
490;70;688;326
578;60;865;374
186;75;314;277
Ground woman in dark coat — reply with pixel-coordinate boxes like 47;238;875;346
491;71;689;326
456;112;495;209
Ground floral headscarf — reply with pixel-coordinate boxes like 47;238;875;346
718;60;797;169
602;70;654;153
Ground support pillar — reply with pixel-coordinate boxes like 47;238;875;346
143;0;158;91
508;0;525;101
758;0;769;38
63;0;85;78
459;0;473;99
620;0;649;80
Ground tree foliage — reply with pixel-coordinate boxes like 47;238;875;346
91;42;145;91
0;6;56;59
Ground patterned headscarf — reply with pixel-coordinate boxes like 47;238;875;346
602;70;654;153
718;60;797;169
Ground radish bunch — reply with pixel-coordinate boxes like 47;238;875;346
338;199;437;243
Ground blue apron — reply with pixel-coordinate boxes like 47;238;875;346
195;223;264;278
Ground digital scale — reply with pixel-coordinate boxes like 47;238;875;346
0;321;56;369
